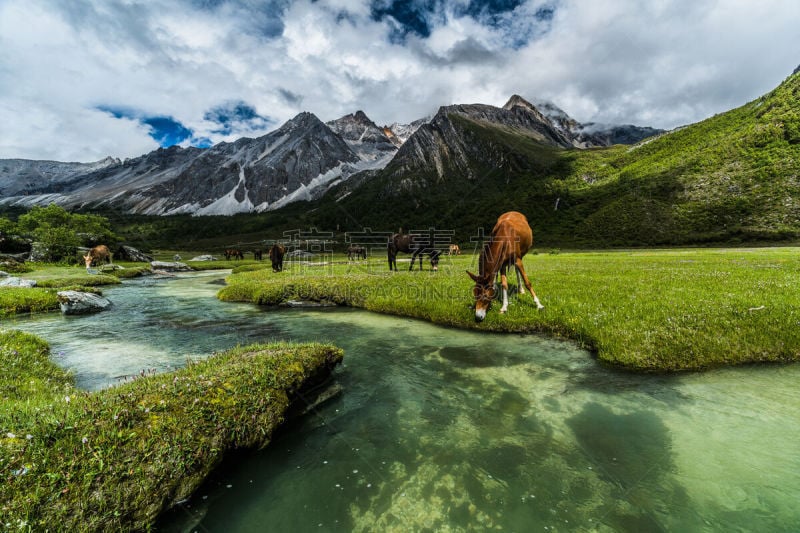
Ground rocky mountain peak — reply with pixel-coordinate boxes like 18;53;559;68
794;64;800;75
503;94;536;112
326;110;397;165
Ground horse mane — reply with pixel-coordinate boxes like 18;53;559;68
478;228;514;284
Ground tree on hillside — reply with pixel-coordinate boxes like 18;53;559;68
16;204;117;261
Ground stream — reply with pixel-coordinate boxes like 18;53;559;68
6;271;800;531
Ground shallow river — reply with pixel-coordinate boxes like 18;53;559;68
7;271;800;532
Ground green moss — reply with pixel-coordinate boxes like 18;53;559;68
0;330;343;531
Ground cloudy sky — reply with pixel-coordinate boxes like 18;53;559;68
1;0;798;162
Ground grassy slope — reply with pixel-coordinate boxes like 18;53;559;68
220;248;800;372
104;72;799;250
0;330;343;531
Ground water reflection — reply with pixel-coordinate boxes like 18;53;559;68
6;272;800;531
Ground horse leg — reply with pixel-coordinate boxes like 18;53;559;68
516;267;523;295
499;265;510;314
515;258;544;310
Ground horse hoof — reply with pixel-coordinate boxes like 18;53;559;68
537;305;545;310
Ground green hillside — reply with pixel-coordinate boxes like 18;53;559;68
95;70;799;250
311;69;800;247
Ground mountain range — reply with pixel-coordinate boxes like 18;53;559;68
3;67;798;248
0;96;661;216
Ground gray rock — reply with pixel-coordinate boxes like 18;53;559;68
0;277;37;287
0;270;8;277
150;261;192;272
28;242;48;262
116;245;154;262
57;290;113;315
189;255;218;261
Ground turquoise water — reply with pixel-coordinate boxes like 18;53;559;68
7;272;800;531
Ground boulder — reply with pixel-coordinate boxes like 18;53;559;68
28;242;48;262
0;277;37;287
189;255;219;261
57;290;113;315
150;261;192;272
116;245;154;263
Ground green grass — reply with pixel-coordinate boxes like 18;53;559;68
220;247;800;371
0;264;128;316
0;330;343;531
0;288;60;317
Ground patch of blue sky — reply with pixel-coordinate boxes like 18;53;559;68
370;0;556;48
96;105;194;147
203;101;274;136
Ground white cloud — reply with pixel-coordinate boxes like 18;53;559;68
0;0;798;162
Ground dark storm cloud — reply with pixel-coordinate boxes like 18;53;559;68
278;88;304;106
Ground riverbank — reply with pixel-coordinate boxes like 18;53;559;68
219;247;800;372
0;329;343;530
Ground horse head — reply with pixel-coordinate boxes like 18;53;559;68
466;271;496;322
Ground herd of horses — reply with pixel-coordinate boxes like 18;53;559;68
83;211;541;321
269;211;541;321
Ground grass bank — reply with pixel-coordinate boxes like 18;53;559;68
0;265;127;317
0;329;343;531
219;248;800;372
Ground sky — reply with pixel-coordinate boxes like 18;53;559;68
1;0;798;163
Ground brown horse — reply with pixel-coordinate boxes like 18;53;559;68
269;244;286;272
466;211;544;322
449;244;461;255
388;233;440;271
83;245;112;267
224;249;244;260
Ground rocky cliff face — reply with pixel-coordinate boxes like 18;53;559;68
326;111;398;166
511;96;664;148
385;99;574;185
0;157;120;196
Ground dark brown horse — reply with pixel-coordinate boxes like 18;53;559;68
253;249;263;261
347;245;367;261
466;211;544;321
224;249;244;260
388;233;441;271
269;244;286;272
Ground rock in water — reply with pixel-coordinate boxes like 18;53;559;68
57;290;113;315
150;261;192;271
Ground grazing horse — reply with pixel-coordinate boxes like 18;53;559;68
224;249;244;260
84;245;112;267
388;232;441;271
269;244;286;272
347;245;367;261
253;249;263;261
466;211;544;322
449;244;461;255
